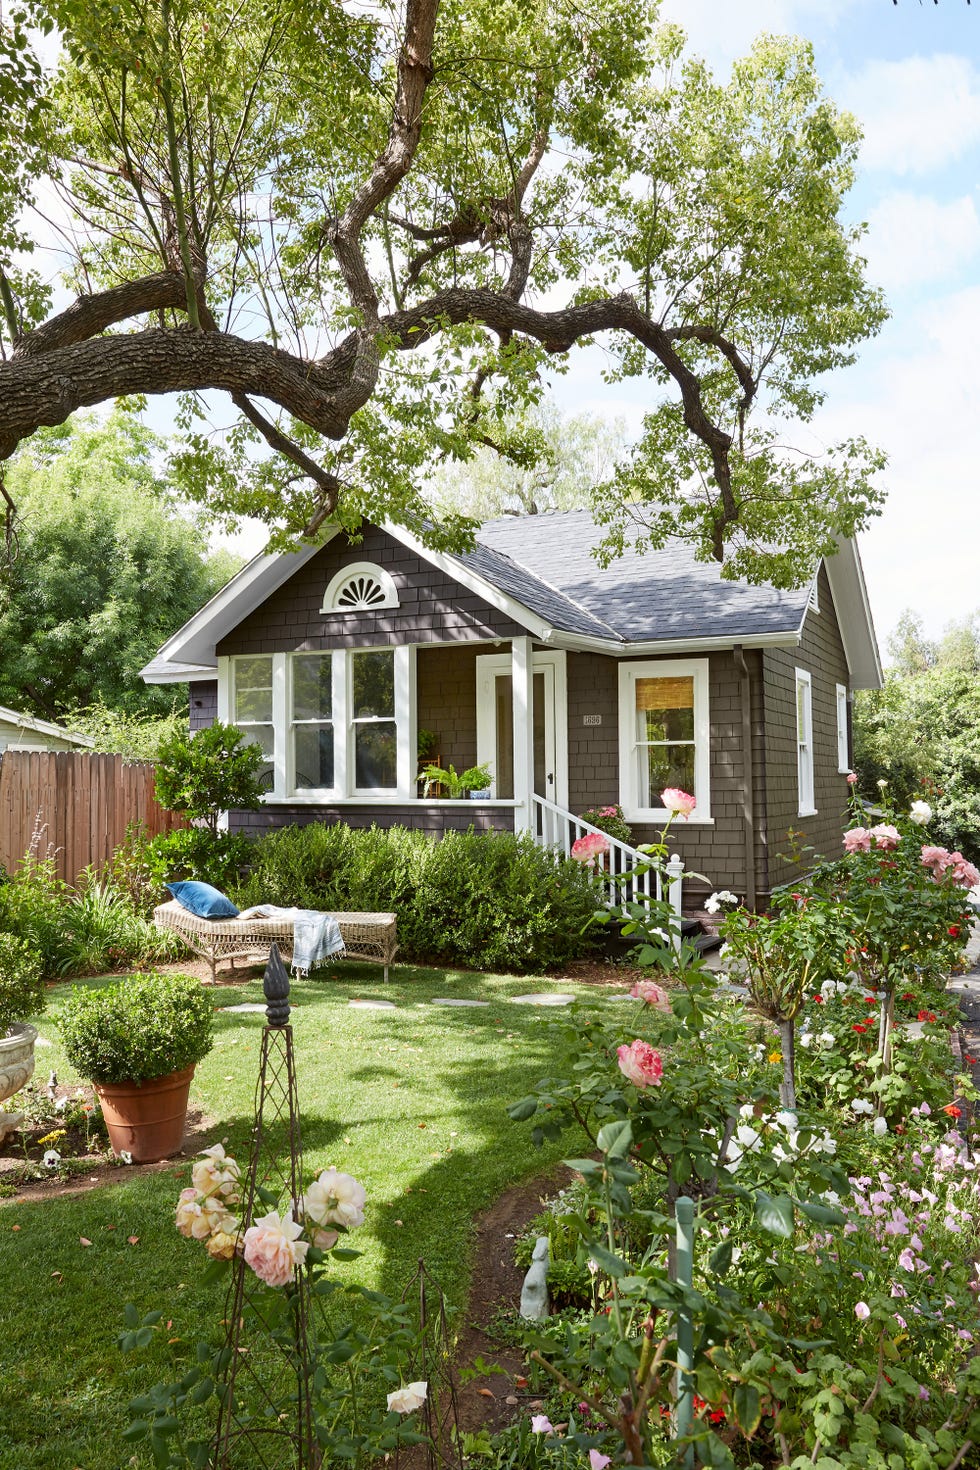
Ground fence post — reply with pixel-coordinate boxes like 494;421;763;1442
666;853;685;953
674;1195;696;1468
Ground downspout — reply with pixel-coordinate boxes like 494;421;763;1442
733;645;757;910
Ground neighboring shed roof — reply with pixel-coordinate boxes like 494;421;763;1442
462;510;811;643
0;706;94;751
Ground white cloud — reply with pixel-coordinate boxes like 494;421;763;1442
657;0;861;73
862;191;980;292
840;54;980;176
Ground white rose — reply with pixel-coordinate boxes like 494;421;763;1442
387;1382;427;1414
909;801;932;826
873;1117;888;1136
302;1167;366;1231
735;1124;762;1152
851;1098;874;1115
799;1032;814;1049
818;1032;835;1049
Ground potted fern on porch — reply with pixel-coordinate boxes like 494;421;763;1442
58;973;214;1162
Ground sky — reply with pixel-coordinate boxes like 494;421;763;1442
548;0;980;655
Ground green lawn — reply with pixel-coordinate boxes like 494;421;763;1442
0;962;621;1470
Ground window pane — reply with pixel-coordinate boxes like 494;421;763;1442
797;679;808;743
354;722;397;789
351;650;394;718
641;744;695;807
635;677;694;743
293;725;334;789
293;654;332;721
494;676;514;800
239;725;274;792
235;656;273;724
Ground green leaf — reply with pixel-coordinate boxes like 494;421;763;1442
754;1191;795;1238
708;1239;733;1277
797;1199;845;1227
121;1421;150;1442
507;1096;538;1121
597;1119;633;1158
586;1242;628;1278
733;1384;762;1436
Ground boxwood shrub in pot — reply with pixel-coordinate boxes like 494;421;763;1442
58;972;215;1161
0;932;45;1109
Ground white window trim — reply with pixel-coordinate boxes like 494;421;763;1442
836;682;849;773
474;648;569;809
221;647;415;802
617;658;713;824
321;561;399;614
796;667;816;817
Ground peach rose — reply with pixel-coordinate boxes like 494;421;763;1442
242;1209;309;1287
629;979;671;1013
870;823;900;850
206;1229;239;1260
661;788;696;817
302;1168;366;1231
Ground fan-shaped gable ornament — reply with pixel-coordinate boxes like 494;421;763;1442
320;562;399;613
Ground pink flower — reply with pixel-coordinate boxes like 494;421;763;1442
589;1454;611;1470
843;827;873;853
242;1209;309;1287
629;979;672;1012
531;1416;554;1434
571;831;610;863
661;787;696;817
617;1039;664;1089
846;772;859;785
921;845;954;876
854;1301;870;1320
953;855;980;889
870;823;900;850
898;1248;915;1272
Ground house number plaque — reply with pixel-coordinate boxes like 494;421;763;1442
582;714;602;726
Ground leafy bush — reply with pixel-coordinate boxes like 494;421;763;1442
579;803;634;846
146;827;255;892
0;856;71;974
236;824;600;971
155;721;266;835
0;933;45;1035
58;972;214;1084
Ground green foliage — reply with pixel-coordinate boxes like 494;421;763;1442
0;412;240;719
0;931;44;1034
146;828;255;892
57;971;214;1084
236;824;600;972
154;722;267;835
579;804;634;847
64;701;188;761
2;5;887;583
418;761;492;797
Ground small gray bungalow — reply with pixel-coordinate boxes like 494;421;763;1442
142;511;881;907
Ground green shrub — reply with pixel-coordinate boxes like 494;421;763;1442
236;824;600;972
0;932;45;1035
147;827;254;891
55;875;185;977
0;856;73;975
58;972;214;1084
155;722;267;835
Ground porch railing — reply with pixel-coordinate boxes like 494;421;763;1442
529;793;684;922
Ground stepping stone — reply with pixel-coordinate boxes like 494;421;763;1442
510;993;576;1006
220;1003;268;1013
430;998;489;1008
605;993;635;1001
349;998;397;1010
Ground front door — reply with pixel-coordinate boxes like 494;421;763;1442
475;651;567;807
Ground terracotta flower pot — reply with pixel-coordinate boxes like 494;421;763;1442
95;1064;196;1163
0;1023;38;1107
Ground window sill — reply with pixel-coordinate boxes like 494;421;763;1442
259;793;521;807
623;809;714;827
798;807;818;818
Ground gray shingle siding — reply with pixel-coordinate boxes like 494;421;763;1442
189;681;218;732
229;804;514;839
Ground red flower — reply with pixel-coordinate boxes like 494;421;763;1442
966;1055;977;1066
812;994;824;1004
949;926;961;938
944;1104;963;1118
864;997;876;1005
917;1011;928;1022
852;1024;868;1033
902;993;916;1001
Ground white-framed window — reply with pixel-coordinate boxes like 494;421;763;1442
796;668;815;816
321;561;399;613
836;682;849;773
617;659;712;822
221;647;413;801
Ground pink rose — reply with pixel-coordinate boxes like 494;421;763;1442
843;827;872;853
854;1301;870;1320
870;824;900;850
571;831;610;863
921;845;953;875
589;1454;611;1470
617;1039;664;1088
846;772;858;785
661;788;696;817
242;1209;309;1287
951;854;980;889
629;979;672;1013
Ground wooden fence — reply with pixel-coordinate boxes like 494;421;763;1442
0;750;186;885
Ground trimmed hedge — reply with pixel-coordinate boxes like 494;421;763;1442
234;824;601;973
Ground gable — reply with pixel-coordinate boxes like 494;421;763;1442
216;524;528;658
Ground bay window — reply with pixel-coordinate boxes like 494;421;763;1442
618;659;711;821
221;647;412;800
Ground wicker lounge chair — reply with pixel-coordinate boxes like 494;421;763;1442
152;900;398;983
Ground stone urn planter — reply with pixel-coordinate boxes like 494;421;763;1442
0;1022;38;1106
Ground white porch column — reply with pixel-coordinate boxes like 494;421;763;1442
511;636;534;834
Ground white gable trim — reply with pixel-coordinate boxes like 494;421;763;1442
822;540;882;691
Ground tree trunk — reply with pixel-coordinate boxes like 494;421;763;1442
778;1018;796;1111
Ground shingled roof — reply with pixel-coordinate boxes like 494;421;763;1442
458;509;810;643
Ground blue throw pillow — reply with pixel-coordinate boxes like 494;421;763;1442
166;880;240;920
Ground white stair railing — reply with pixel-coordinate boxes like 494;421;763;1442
529;793;684;925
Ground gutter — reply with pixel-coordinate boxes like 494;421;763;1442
733;644;757;910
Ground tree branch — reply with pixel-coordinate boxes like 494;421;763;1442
12;272;189;358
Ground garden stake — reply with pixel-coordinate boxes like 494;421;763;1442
674;1196;695;1469
211;943;320;1469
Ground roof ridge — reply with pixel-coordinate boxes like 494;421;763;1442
474;532;625;642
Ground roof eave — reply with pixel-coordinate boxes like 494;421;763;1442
823;539;883;690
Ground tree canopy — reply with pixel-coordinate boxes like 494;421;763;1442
0;0;887;584
0;410;240;718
